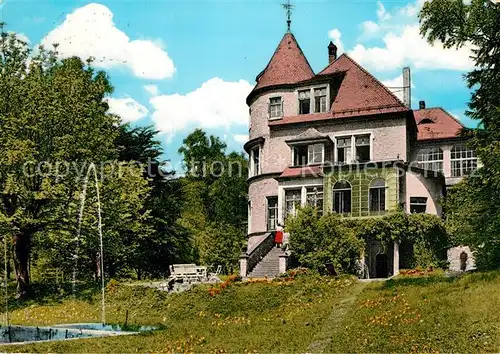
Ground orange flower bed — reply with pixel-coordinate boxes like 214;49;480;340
208;275;240;297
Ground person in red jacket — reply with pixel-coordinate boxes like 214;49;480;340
274;223;284;248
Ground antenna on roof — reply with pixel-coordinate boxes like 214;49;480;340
282;0;294;32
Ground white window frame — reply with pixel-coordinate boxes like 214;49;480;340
450;144;478;177
409;197;427;214
417;147;443;173
334;133;373;164
354;134;372;162
249;146;261;177
307;143;324;165
296;84;330;115
266;196;279;231
284;188;302;219
306;185;324;215
314;87;328;113
268;96;283;120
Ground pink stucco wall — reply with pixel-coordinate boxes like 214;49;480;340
405;171;444;216
248;177;279;234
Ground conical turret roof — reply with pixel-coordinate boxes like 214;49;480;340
252;32;315;91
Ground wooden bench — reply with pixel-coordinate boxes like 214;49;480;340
169;264;207;283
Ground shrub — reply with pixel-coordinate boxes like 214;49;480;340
287;208;449;273
286;207;365;274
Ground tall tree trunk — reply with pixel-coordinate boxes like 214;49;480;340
13;232;30;298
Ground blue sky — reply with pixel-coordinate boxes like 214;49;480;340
1;0;477;172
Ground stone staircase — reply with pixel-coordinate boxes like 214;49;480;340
247;247;283;278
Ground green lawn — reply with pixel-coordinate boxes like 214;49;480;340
329;271;500;353
2;271;500;353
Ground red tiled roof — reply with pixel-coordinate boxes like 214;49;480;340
269;54;409;126
319;54;407;114
278;166;323;179
414;108;464;141
252;33;315;92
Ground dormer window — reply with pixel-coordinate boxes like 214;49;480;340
419;118;434;124
308;144;323;164
314;87;327;113
293;143;324;166
293;146;308;166
269;97;283;119
298;90;311;114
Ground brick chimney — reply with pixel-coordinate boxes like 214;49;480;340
419;100;426;110
328;42;338;64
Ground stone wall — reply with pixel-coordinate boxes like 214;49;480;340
447;246;476;272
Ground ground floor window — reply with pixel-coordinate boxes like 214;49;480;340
333;181;351;214
410;197;427;213
306;186;323;215
285;189;302;219
267;196;278;230
369;179;386;212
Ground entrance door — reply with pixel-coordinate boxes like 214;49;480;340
375;254;389;278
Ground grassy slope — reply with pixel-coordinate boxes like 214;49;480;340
2;271;500;353
330;271;500;353
3;275;358;353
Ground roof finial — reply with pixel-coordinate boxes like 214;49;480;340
282;0;294;32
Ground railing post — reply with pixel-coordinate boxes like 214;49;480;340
239;254;249;278
278;251;289;275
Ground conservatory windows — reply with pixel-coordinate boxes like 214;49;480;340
417;147;443;173
451;145;478;177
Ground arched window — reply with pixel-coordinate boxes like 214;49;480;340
417;147;443;173
333;181;351;214
451;145;478;177
369;179;386;212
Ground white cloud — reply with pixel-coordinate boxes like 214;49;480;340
42;3;175;80
381;74;417;102
144;84;159;96
107;97;148;123
327;28;344;55
351;25;474;72
350;0;474;72
150;77;253;136
233;134;249;144
376;1;391;21
361;21;380;37
381;74;405;89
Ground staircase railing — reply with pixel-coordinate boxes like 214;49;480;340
239;232;275;277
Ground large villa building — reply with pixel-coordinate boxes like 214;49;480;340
240;29;478;279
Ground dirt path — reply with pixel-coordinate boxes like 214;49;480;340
307;282;367;353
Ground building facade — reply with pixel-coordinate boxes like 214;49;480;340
242;31;478;278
